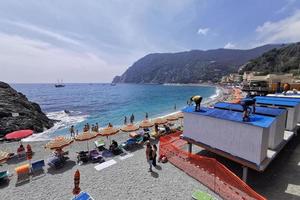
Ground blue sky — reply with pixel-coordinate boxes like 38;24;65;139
0;0;300;83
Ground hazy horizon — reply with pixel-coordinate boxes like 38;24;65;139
1;0;300;83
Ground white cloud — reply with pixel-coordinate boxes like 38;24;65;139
276;0;296;14
197;27;210;35
256;10;300;44
224;42;236;49
0;33;120;83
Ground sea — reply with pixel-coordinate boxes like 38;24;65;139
11;83;218;141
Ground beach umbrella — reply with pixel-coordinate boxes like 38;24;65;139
45;136;73;150
5;129;33;140
98;125;119;143
139;120;154;129
75;132;98;151
0;151;9;164
120;124;139;132
72;169;81;196
153;118;167;125
165;114;179;121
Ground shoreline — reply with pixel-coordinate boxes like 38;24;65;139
22;84;229;142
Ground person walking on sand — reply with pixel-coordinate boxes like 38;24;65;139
95;123;99;132
69;125;75;137
146;142;153;172
152;144;157;167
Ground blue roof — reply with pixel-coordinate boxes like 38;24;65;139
214;102;286;117
256;96;300;102
254;98;299;107
182;106;275;128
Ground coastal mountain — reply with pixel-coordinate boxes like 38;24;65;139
113;44;284;84
0;81;54;136
239;42;300;74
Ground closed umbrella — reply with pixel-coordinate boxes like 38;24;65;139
45;137;73;150
5;130;33;140
26;144;33;165
72;169;81;196
75;132;98;151
0;151;9;164
139;120;154;129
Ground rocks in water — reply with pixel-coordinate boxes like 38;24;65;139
0;81;54;137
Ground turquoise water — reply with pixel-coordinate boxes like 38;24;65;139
12;83;217;138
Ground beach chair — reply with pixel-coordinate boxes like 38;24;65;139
17;150;26;160
72;192;95;200
15;164;30;185
31;160;45;178
94;139;105;150
47;156;66;169
0;170;9;183
192;190;214;200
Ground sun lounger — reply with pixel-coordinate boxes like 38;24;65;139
192;190;214;200
47;156;67;169
89;150;103;163
15;164;30;185
72;192;95;200
0;170;9;183
31;160;45;177
94;139;105;150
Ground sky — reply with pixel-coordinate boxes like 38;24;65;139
1;0;300;83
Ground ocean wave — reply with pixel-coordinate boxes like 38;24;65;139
22;110;88;142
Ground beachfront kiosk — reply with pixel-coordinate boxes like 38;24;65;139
214;102;287;149
182;106;276;181
254;96;300;131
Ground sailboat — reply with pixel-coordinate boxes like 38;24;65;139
55;79;65;88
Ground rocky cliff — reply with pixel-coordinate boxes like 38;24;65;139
0;82;54;136
113;44;284;84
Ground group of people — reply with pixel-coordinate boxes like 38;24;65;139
70;123;101;137
145;142;158;172
154;123;171;134
124;114;136;124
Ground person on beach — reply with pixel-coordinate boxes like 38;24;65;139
152;144;157;167
95;123;99;132
86;123;90;132
69;125;75;137
130;114;135;124
76;129;79;136
146;141;153;172
108;122;113;127
190;95;202;112
154;124;159;133
145;112;148;120
124;116;127;124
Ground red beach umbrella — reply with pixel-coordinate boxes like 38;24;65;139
5;130;33;140
73;169;81;196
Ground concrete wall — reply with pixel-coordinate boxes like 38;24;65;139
268;110;286;149
183;112;269;165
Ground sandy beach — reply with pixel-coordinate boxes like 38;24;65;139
0;134;222;200
0;85;233;200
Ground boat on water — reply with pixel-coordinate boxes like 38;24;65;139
111;83;116;86
55;80;65;88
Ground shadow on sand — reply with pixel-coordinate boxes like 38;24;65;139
47;160;76;175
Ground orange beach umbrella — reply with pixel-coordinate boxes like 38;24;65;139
73;169;81;196
139;120;154;129
45;137;73;150
98;126;119;137
165;114;179;121
153;118;167;125
120;124;139;132
75;132;98;151
0;151;9;163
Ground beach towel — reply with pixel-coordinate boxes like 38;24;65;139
94;159;116;171
72;192;94;200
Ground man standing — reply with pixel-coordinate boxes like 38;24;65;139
145;141;153;172
70;125;75;137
